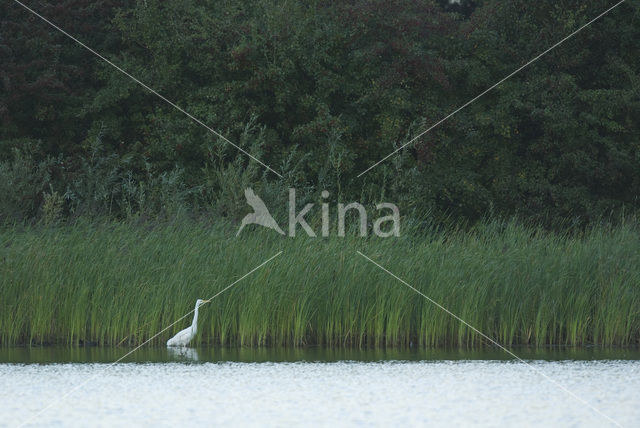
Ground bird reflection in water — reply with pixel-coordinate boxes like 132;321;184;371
167;346;199;361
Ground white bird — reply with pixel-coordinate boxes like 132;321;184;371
166;299;207;347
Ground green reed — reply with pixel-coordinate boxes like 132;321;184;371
1;219;638;347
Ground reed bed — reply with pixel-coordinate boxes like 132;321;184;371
1;220;638;347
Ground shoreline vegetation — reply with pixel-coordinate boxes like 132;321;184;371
1;219;638;348
2;1;638;349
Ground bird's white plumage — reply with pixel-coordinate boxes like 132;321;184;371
167;299;205;347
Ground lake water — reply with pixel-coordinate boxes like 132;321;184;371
1;348;639;427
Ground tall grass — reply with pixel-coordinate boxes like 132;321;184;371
0;219;638;347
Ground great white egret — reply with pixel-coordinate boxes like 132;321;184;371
166;299;207;347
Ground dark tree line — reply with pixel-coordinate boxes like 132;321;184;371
1;0;638;228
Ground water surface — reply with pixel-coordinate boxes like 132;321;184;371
1;348;638;427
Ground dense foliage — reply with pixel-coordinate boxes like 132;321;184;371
1;0;639;228
2;220;639;346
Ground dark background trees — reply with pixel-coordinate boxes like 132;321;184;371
1;0;638;228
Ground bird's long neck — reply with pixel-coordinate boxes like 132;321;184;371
191;304;199;333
